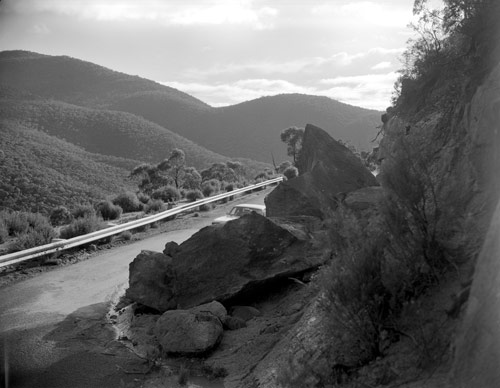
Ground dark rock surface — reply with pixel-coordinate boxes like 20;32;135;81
126;212;329;312
266;123;378;218
154;309;223;355
451;199;500;387
125;250;177;312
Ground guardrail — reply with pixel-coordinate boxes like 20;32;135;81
0;177;283;269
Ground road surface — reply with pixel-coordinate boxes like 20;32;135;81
0;190;269;387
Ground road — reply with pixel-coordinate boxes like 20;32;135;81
0;190;269;388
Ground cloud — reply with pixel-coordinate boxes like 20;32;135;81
162;72;398;110
319;72;398;109
8;0;278;29
371;61;392;70
161;79;314;106
30;24;51;35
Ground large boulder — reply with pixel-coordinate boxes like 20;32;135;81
167;212;320;309
154;309;223;355
266;124;378;218
126;212;329;312
125;250;177;312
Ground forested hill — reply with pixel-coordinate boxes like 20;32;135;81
0;51;381;163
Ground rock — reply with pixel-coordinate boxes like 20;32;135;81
126;212;329;312
190;301;227;323
451;199;500;387
154;309;223;355
231;306;262;322
125;250;177;312
266;124;378;219
343;186;384;213
163;241;180;257
224;316;247;330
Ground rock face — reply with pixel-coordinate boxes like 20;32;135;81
125;251;177;312
451;200;500;387
266;124;378;218
154;309;223;355
126;213;328;312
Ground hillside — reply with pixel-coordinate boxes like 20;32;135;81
0;51;381;164
0;119;136;213
0;88;230;169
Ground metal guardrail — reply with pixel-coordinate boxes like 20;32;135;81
0;177;283;268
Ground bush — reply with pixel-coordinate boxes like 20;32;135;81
319;208;389;366
199;203;213;212
151;185;180;203
0;220;7;244
8;223;56;253
201;179;221;197
72;204;96;219
136;192;151;205
145;199;165;214
185;189;204;202
120;231;132;241
283;166;299;180
0;210;29;236
95;200;123;221
59;215;103;239
112;192;143;213
50;206;73;226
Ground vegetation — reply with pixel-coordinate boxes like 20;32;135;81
95;200;123;221
112;192;143;213
279;1;497;384
280;127;304;165
59;215;104;239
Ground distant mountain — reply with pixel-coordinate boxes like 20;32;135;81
0;90;229;169
0;51;382;164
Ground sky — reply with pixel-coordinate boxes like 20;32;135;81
0;0;441;110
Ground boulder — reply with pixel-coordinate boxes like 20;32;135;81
125;250;177;312
224;316;247;330
169;213;311;309
126;212;329;312
343;186;384;213
266;124;378;218
190;301;227;324
231;306;262;322
155;309;223;355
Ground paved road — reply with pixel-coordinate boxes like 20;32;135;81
0;190;269;387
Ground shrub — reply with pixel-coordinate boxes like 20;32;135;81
199;203;213;212
95;200;123;221
145;199;165;214
72;204;96;219
120;231;132;241
185;189;204;202
50;206;73;226
136;192;151;205
112;192;143;213
59;215;103;239
319;208;389;366
201;179;221;197
283;166;299;180
0;211;29;236
8;223;56;253
151;185;180;203
0;220;8;244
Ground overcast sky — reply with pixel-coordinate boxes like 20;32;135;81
0;0;441;110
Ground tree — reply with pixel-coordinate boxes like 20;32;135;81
182;167;202;190
201;163;238;183
280;127;304;165
166;148;186;189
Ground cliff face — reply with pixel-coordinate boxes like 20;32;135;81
379;36;500;388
